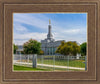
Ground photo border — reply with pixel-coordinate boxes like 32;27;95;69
0;0;99;84
12;12;88;72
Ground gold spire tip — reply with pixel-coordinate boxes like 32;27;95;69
49;19;51;24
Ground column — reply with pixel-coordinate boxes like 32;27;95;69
49;47;50;55
52;47;53;55
54;47;55;55
45;47;47;55
44;47;46;55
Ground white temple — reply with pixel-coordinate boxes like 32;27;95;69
41;20;65;55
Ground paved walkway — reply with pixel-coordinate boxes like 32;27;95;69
13;61;85;70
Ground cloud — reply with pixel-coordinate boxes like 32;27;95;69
13;13;49;30
14;32;47;45
14;23;28;32
63;29;80;33
13;13;87;45
14;32;47;40
53;32;87;44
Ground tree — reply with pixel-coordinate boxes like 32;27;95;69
56;41;80;56
23;39;41;54
80;42;87;56
56;41;65;53
13;44;18;54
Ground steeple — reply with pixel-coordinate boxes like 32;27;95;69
49;19;51;24
47;19;53;39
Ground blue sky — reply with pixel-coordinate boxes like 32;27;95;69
13;13;87;45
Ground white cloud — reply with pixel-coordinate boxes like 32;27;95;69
14;32;47;40
14;23;28;32
13;13;87;45
14;32;47;45
14;14;49;30
63;29;80;33
54;33;86;44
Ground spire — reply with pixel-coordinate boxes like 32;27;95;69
49;19;51;24
47;19;53;39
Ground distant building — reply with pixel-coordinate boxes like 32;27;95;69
41;20;65;55
16;45;23;54
15;20;80;55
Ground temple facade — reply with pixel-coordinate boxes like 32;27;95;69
16;45;23;54
41;20;64;55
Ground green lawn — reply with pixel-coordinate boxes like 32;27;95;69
17;56;85;68
14;65;50;71
14;65;84;71
37;59;85;68
19;59;85;68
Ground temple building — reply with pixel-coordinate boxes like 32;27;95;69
16;45;23;54
41;20;65;55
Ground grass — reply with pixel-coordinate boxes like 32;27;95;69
14;65;84;71
16;55;85;68
37;65;85;71
37;59;85;68
13;65;50;71
18;59;85;68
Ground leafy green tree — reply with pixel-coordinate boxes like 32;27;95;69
80;42;87;56
56;41;65;53
13;44;18;54
23;39;41;54
56;41;80;56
